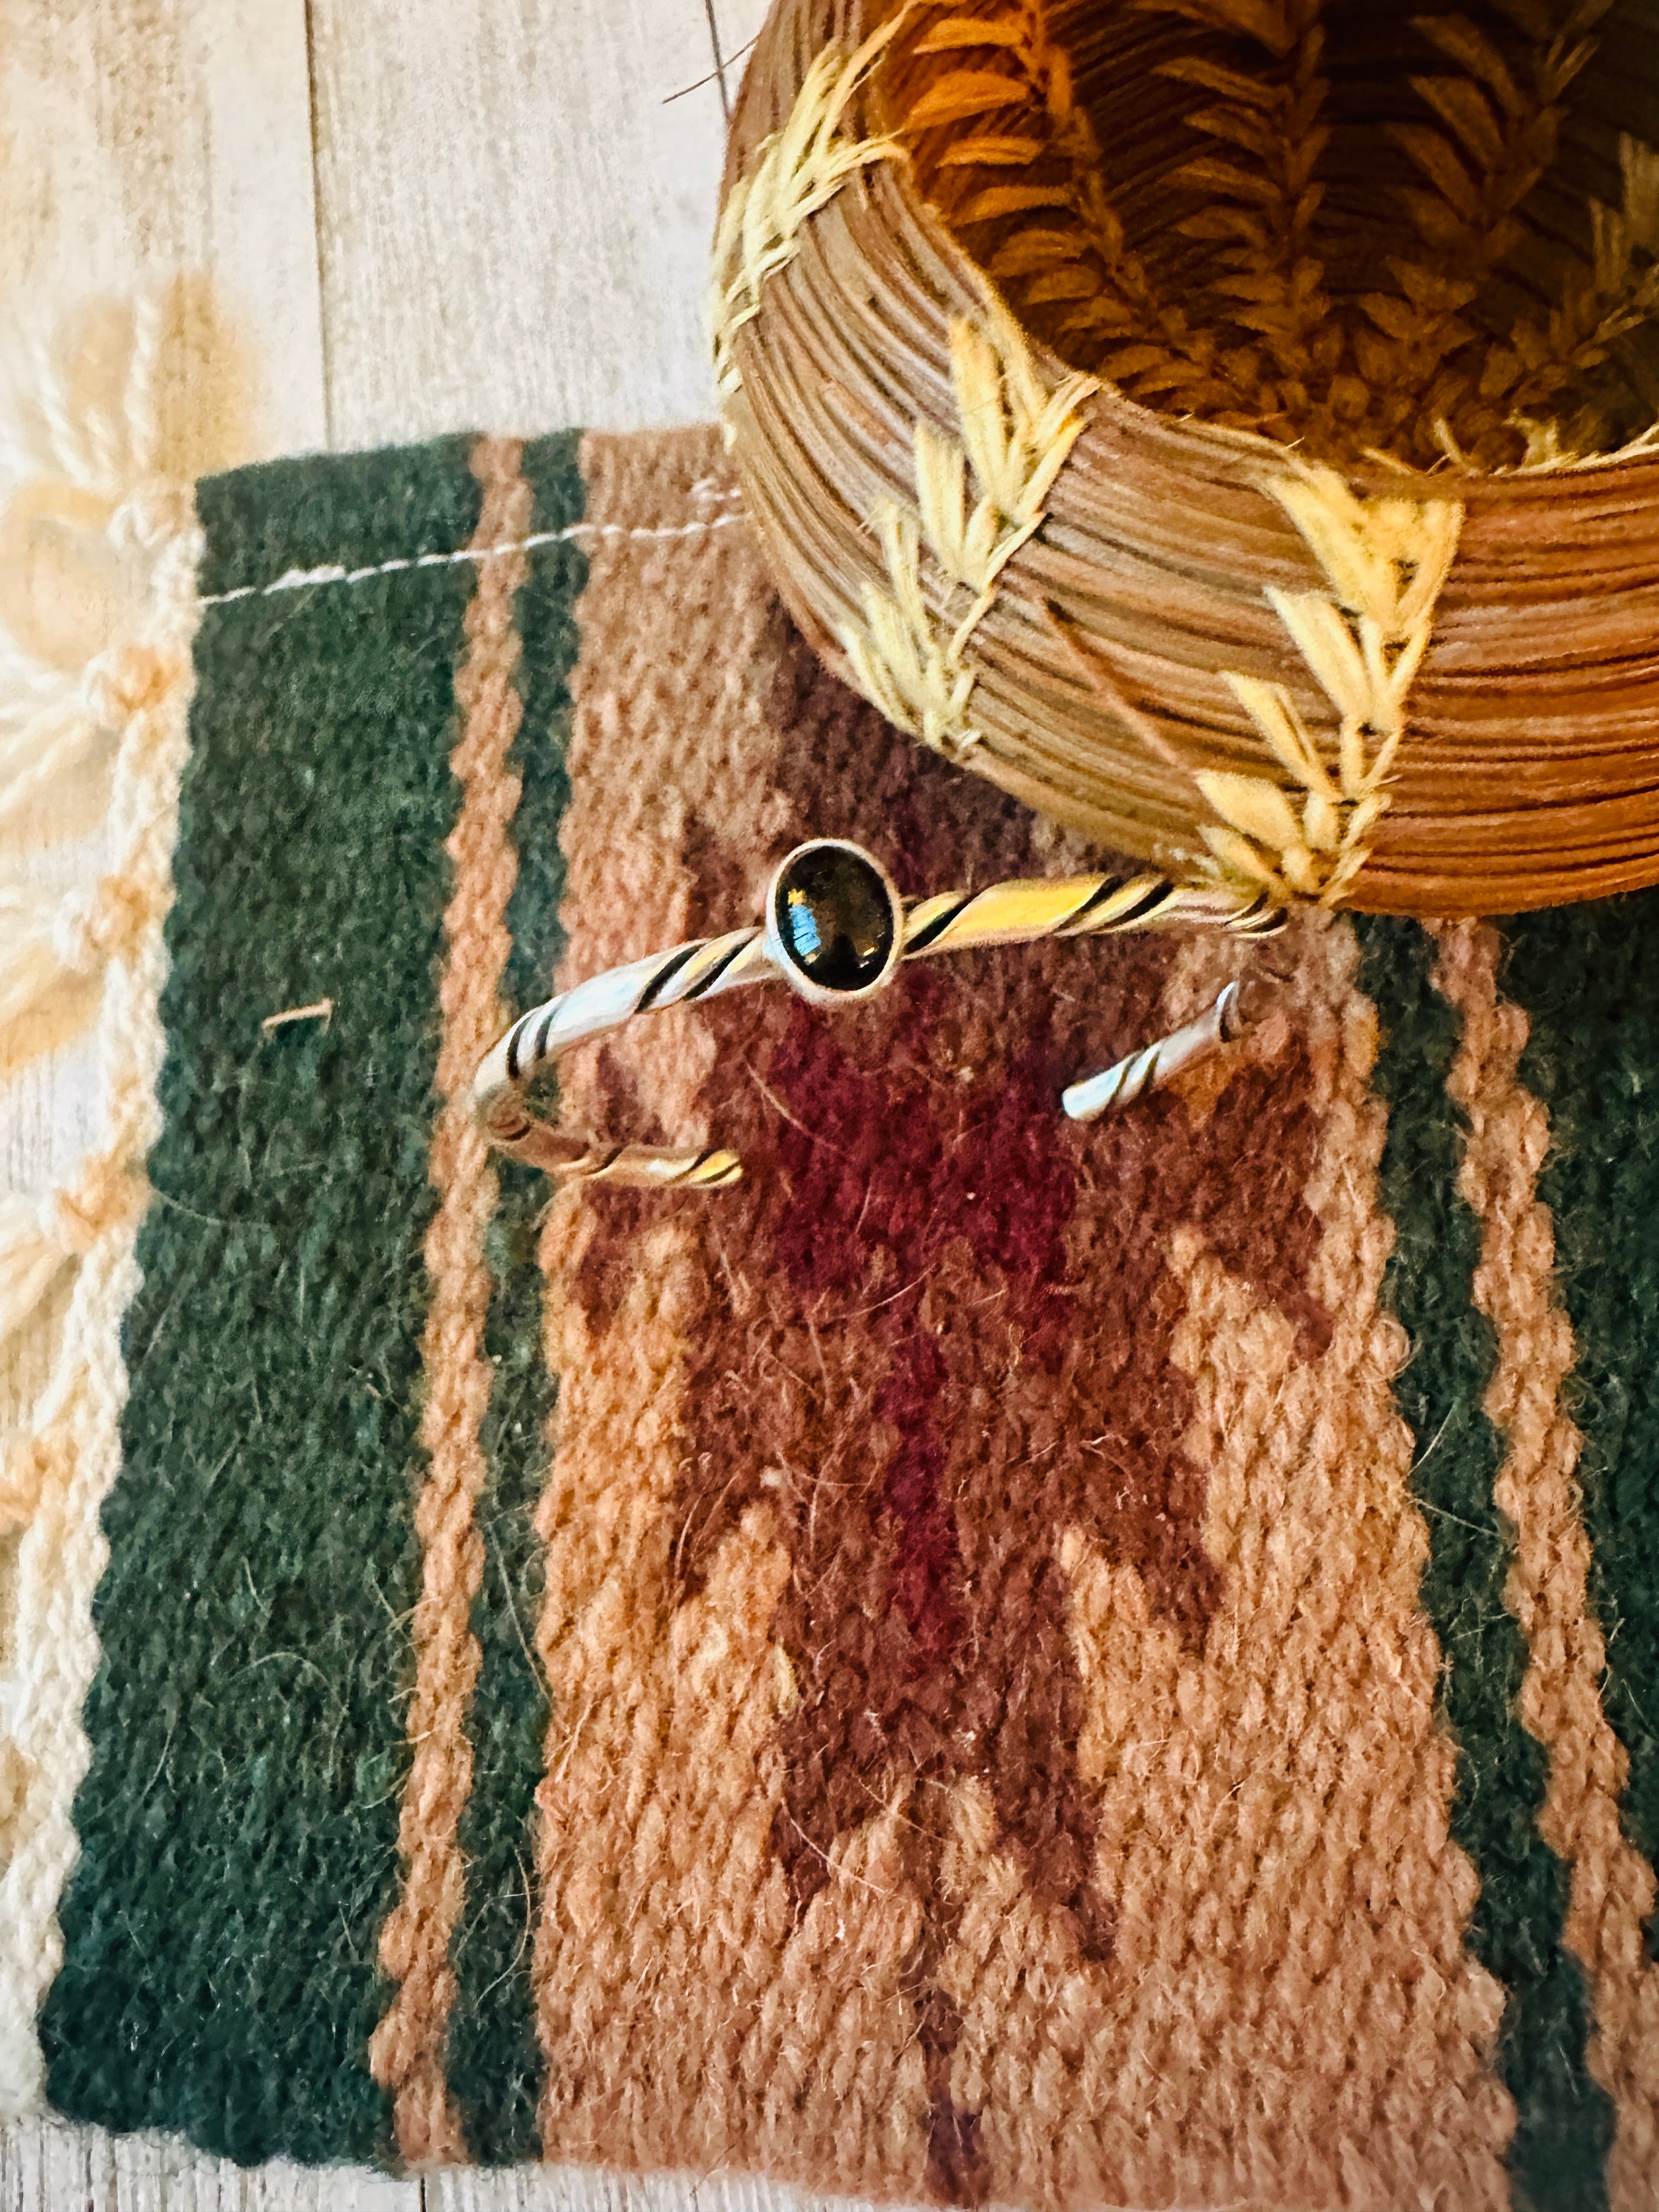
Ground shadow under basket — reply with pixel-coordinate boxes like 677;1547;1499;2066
712;0;1659;917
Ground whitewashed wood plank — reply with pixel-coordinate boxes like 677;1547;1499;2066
0;0;325;1439
712;0;776;105
0;0;325;456
428;2165;888;2212
0;2128;900;2212
0;2120;425;2210
0;2119;91;2212
308;0;730;446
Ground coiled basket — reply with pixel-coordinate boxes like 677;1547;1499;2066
712;0;1659;916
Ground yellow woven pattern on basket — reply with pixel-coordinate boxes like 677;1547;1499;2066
1198;470;1464;905
840;306;1096;758
709;16;908;402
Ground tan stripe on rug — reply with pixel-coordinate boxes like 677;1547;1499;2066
1432;919;1659;2212
1051;913;1513;2209
369;434;533;2165
526;428;899;2182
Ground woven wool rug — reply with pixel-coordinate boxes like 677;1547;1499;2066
8;406;1659;2212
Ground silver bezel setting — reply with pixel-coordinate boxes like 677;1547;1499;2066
762;837;906;1008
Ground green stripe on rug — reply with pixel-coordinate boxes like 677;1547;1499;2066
1505;894;1659;1926
445;432;584;2162
1357;916;1612;2212
41;439;482;2166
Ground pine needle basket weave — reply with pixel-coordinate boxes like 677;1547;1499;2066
711;0;1659;918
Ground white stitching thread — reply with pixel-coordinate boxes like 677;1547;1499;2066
199;508;748;606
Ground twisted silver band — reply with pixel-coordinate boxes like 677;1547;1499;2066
475;844;1282;1185
1063;981;1264;1121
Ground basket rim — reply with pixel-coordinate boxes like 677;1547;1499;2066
723;0;1659;509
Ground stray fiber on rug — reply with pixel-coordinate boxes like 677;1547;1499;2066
6;411;1659;2212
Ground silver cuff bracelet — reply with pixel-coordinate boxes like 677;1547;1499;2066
474;838;1280;1188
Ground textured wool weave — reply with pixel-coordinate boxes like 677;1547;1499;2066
13;422;1659;2211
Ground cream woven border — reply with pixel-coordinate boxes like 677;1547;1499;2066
0;293;203;2113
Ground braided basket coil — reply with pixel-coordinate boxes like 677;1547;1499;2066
712;0;1659;917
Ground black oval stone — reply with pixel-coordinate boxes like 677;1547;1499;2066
772;843;897;995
